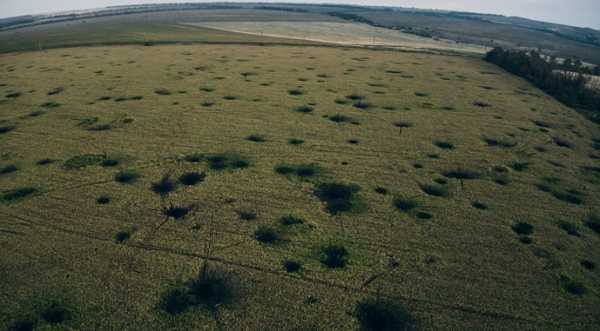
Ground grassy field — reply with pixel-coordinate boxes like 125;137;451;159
1;24;600;331
187;21;486;54
0;10;333;53
353;10;600;65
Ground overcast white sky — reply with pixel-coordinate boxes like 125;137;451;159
1;1;599;30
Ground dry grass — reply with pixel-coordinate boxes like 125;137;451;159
0;41;598;330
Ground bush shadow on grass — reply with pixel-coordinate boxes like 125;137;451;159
182;152;250;171
318;243;349;268
8;297;75;331
314;182;361;215
355;297;417;331
159;267;236;315
1;187;37;203
115;169;141;184
253;225;280;244
275;164;321;180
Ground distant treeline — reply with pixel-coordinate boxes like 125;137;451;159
327;12;375;26
485;47;600;123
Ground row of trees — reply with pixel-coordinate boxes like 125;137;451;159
485;47;600;123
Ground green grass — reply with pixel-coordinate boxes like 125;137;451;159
1;38;599;330
63;154;106;169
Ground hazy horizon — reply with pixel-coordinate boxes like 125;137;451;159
1;0;599;30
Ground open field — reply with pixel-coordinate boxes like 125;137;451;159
1;39;599;330
187;21;486;54
352;9;600;65
0;10;334;53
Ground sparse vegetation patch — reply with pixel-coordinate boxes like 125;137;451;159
314;182;360;215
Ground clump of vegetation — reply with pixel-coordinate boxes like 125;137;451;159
314;182;360;215
473;101;491;108
41;302;71;324
375;187;388;195
288;89;304;96
558;221;581;237
87;123;113;131
238;211;257;221
96;195;110;205
442;169;480;180
275;163;321;180
114;96;143;102
279;215;305;226
100;158;119;167
581;260;595;270
47;87;64;96
154;88;171;95
420;183;448;197
512;222;533;235
319;243;349;268
282;259;302;273
353;101;373;110
288;138;304;145
329;114;352;123
114;169;140;184
355;297;417;331
0;164;18;175
1;187;37;203
183;152;204;163
393;197;417;213
6;91;22;98
482;136;517;148
179;172;206;186
294;105;314;113
206;153;250;171
509;162;529;172
10;317;37;331
254;226;279;244
394;121;412;128
0;125;16;134
40;101;61;108
559;276;586;295
415;91;429;97
551;190;582;204
519;236;533;245
434;141;454;150
346;94;365;101
493;177;510;186
36;158;54;166
63;154;106;169
246;134;266;143
159;267;235;315
415;211;433;220
585;214;600;235
163;205;191;220
471;201;488;210
115;230;131;243
151;175;177;196
553;137;574;149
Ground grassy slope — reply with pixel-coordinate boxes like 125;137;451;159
355;11;600;65
0;9;335;53
0;43;599;330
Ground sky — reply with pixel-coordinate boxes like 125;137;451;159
1;0;599;30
